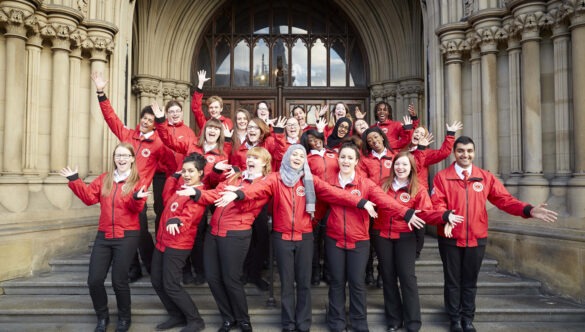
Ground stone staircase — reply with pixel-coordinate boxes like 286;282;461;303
0;237;584;331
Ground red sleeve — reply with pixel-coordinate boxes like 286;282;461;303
411;190;447;225
313;176;361;206
430;173;449;211
268;131;287;164
365;180;409;217
175;200;206;229
68;175;103;206
156;121;190;155
487;175;530;217
162;175;181;204
98;97;131;141
240;174;276;201
191;89;206;130
422;134;455;167
127;183;148;213
392;126;413;150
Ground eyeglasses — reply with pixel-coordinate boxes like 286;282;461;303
114;154;133;160
287;124;299;128
257;107;268;111
167;109;182;115
247;125;260;130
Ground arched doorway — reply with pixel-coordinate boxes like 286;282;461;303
191;0;370;127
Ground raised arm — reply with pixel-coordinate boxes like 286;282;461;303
191;70;210;130
92;72;129;141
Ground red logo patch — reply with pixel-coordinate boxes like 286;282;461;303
296;186;306;196
384;160;392;168
399;192;411;203
170;202;179;212
350;189;362;196
326;153;336;159
473;182;484;192
141;148;151;158
206;155;216;163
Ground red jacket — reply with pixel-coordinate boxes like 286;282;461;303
410;133;455;190
374;185;446;239
155;175;207;252
229;129;286;171
199;175;270;237
68;173;146;239
324;174;410;249
191;88;233;131
307;149;339;182
431;162;532;247
374;118;417;150
155;120;197;170
98;96;177;184
238;173;366;241
358;149;396;185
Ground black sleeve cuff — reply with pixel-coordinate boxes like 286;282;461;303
172;172;181;179
442;210;453;223
410;115;418;120
446;131;456;136
66;174;79;181
133;191;141;200
97;94;107;102
225;136;233;143
523;205;534;218
404;208;415;222
213;165;223;173
232;166;240;173
357;198;368;209
403;124;413;130
417;145;428;150
166;217;182;226
196;87;203;93
273;127;285;134
235;190;245;200
190;188;202;202
155;116;166;123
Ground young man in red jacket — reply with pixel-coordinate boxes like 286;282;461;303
431;136;558;332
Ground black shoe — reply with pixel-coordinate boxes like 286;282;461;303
193;273;206;285
115;319;131;332
180;318;206;332
386;324;402;332
249;277;269;291
321;273;331;285
94;317;109;332
365;272;375;285
462;321;476;332
183;272;196;285
415;252;421;259
311;269;321;286
450;321;463;332
156;316;187;330
217;320;236;332
239;321;253;332
128;270;142;283
376;274;383;289
281;329;296;332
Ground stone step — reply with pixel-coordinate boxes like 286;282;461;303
0;294;583;326
1;270;541;297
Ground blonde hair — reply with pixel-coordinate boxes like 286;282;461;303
247;147;272;175
102;142;140;196
381;151;419;196
206;95;223;108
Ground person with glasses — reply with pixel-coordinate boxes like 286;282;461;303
326;117;353;152
59;143;150;332
272;117;303;170
91;73;177;284
191;70;234;131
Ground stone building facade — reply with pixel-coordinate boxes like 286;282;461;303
0;0;583;302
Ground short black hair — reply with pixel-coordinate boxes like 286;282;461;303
453;136;475;151
140;105;154;119
339;142;361;160
300;129;325;153
361;126;391;155
182;152;207;177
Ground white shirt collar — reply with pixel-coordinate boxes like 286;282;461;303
141;130;155;139
338;171;355;189
454;163;472;180
392;178;409;191
310;149;325;157
372;148;387;160
113;169;131;183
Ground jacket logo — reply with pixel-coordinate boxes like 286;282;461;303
178;135;184;139
350;189;361;196
384;160;392;168
170;202;179;212
399;192;411;202
141;148;151;158
473;182;484;192
382;128;388;134
326;153;336;159
206;155;216;163
296;186;306;196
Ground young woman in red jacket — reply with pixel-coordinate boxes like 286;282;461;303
215;144;379;332
151;153;208;332
372;102;418;150
181;147;272;332
291;105;314;132
59;143;149;332
374;151;463;332
273;117;303;170
323;144;425;332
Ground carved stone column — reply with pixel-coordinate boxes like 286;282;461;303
175;82;191;125
469;46;482;164
68;27;87;177
438;24;467;124
132;75;161;115
565;1;585;217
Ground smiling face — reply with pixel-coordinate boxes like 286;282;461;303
393;156;412;181
246;154;267;175
366;131;385;153
205;125;221;144
411;126;426;145
338;146;359;175
286;117;300;139
113;146;135;173
454;142;475;168
307;134;323;151
181;161;203;186
334;103;347;119
208;101;222;119
289;148;306;170
376;103;390;122
336;121;350;138
246;120;262;143
354;119;369;136
166;105;183;125
139;113;155;134
236;111;249;131
257;102;270;120
292;107;307;126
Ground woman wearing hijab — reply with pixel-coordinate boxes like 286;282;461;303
326;117;352;152
215;145;378;332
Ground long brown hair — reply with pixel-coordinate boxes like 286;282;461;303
326;102;353;130
248;117;271;142
196;118;226;155
102;142;140;196
381;151;419;195
227;147;272;185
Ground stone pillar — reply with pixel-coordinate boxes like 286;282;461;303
515;12;550;203
132;75;161;117
23;28;43;177
175;82;191;125
68;27;87;177
469;48;482;164
438;24;467;124
162;81;175;106
566;3;585;217
504;33;523;192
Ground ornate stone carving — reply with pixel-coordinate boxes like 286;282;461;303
0;7;31;37
69;28;87;49
514;12;553;35
370;85;383;99
41;22;76;50
77;0;88;17
132;78;161;96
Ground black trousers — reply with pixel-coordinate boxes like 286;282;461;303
325;237;370;332
87;231;139;320
184;210;208;276
203;230;252;323
414;225;425;256
273;233;313;331
438;241;486;323
129;204;154;274
243;204;270;280
312;209;329;279
151;248;203;322
153;172;167;238
373;232;421;331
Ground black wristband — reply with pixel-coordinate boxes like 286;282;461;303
66;174;79;181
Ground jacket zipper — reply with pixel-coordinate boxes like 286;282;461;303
291;187;295;239
112;182;119;237
343;207;347;248
465;179;469;246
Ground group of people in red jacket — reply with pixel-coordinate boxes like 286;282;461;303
59;70;558;332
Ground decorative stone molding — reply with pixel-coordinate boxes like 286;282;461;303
370;85;383;100
132;76;162;97
398;83;423;97
77;0;88;18
0;6;33;38
474;26;504;52
81;35;114;60
562;0;585;29
41;22;75;50
514;12;553;39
